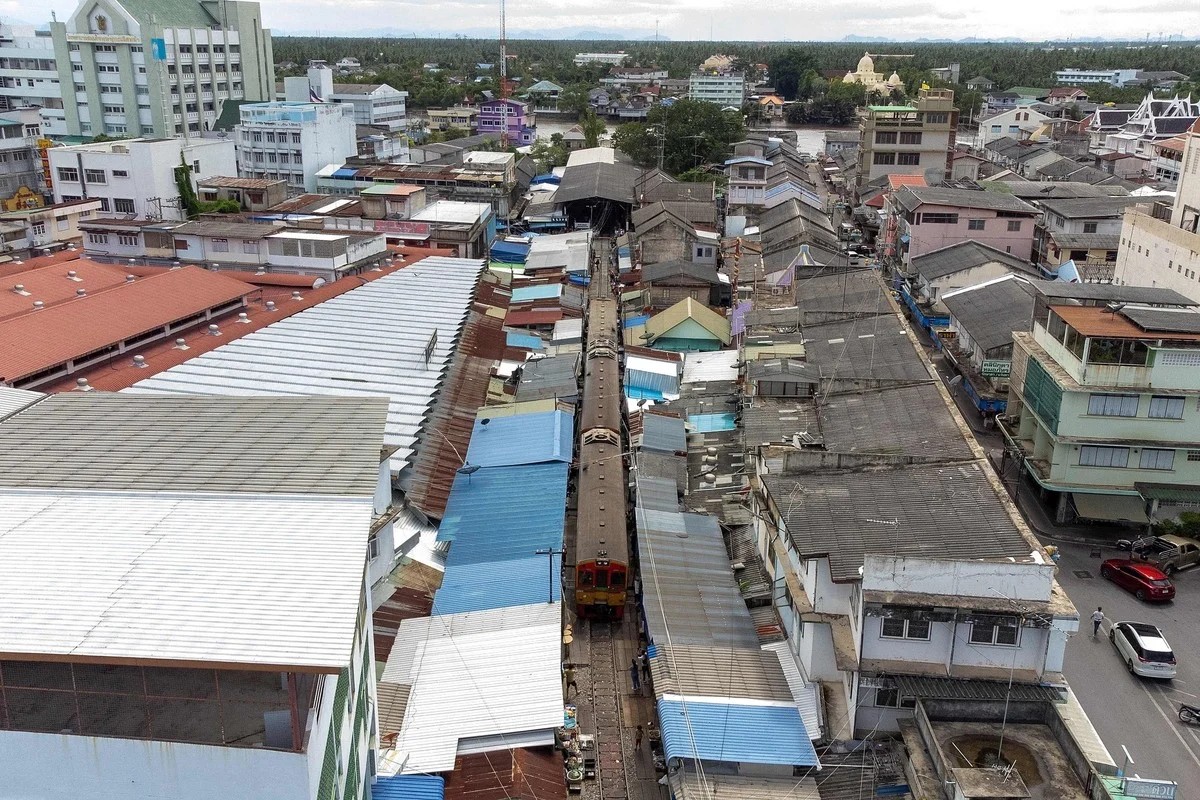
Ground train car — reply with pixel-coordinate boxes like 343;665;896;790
575;240;630;620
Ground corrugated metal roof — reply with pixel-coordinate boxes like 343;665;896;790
124;257;483;474
444;748;566;800
639;412;687;454
465;410;573;467
511;284;563;302
942;275;1036;354
434;554;560;615
910;241;1036;282
372;775;446;800
0;386;42;420
437;463;568;557
657;698;819;766
681;349;740;384
762;642;822;740
0;490;373;669
515;354;579;401
648;644;793;702
669;770;820;800
379;603;563;775
635;474;681;512
637;506;761;649
0;394;389;496
893;674;1063;702
506;330;544;350
0;260;132;321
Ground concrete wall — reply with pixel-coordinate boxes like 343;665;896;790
906;210;1035;262
862;557;1051;603
1114;209;1200;304
0;729;311;799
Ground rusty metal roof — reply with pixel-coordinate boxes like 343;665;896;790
443;748;566;800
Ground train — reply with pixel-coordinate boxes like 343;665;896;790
574;237;630;620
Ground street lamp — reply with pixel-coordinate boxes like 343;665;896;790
534;547;564;604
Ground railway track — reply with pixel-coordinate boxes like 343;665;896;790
587;621;628;800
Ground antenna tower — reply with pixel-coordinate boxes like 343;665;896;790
499;0;509;149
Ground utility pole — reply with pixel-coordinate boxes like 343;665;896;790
535;547;564;604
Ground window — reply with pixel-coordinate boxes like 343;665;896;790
968;219;986;231
970;617;1019;646
117;234;138;246
30;222;46;236
57;167;79;182
251;131;262;142
211;237;229;252
1188;450;1200;462
991;124;1001;133
83;168;106;184
242;239;259;254
112;169;128;178
880;616;931;640
873;688;917;709
899;131;922;145
1083;222;1098;234
87;232;109;244
925;112;948;124
1088;394;1138;417
1148;396;1185;419
897;153;921;166
875;131;897;144
920;213;959;225
1007;220;1021;232
94;44;117;52
1079;445;1130;468
97;198;110;212
1140;449;1176;471
367;532;380;560
113;198;135;214
872;152;896;165
291;132;301;144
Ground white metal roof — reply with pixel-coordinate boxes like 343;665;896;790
410;200;492;225
378;602;563;775
124;257;482;473
681;349;740;384
0;386;43;420
0;490;372;670
566;147;618;167
269;229;346;241
761;642;822;740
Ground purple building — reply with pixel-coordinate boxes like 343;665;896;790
478;99;536;145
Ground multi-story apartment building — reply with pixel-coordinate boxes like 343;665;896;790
1003;282;1200;524
477;98;536;145
1113;120;1200;302
855;88;957;195
48;0;273;138
0;22;64;135
48;136;236;220
0;393;388;800
236;102;357;193
1034;195;1144;278
282;63;408;130
688;72;746;107
573;52;629;67
0;109;43;208
887;186;1040;263
1054;68;1139;87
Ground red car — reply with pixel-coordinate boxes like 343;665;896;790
1100;559;1175;602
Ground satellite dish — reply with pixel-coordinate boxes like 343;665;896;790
456;464;482;475
480;418;491;426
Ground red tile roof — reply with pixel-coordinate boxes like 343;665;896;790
0;261;134;321
0;266;255;384
888;174;928;189
0;248;85;277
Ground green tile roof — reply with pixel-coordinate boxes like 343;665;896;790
113;0;219;28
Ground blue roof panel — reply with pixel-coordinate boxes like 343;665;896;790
506;330;545;350
465;410;573;467
331;168;358;178
436;463;568;561
371;774;445;800
433;553;561;614
657;699;818;766
512;284;564;302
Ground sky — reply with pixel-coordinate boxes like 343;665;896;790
5;0;1199;41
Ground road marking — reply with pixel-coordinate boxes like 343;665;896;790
1137;678;1200;769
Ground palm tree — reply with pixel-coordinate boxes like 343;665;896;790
580;109;606;148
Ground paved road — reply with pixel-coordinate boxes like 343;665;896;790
1053;542;1200;796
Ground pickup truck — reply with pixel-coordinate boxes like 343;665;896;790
1125;534;1200;575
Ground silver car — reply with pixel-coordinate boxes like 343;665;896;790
1110;621;1177;679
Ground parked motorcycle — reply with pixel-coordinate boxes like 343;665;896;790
1179;704;1200;725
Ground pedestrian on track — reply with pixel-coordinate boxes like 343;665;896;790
630;659;641;691
635;725;644;748
640;650;651;683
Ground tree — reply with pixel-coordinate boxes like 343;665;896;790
580;109;606;148
769;48;818;100
530;133;568;171
613;100;745;176
676;166;728;190
558;84;591;117
742;100;766;127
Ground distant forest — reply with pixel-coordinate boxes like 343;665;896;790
270;38;1200;109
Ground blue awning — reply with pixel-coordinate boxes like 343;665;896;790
658;699;819;766
331;168;357;178
372;774;445;800
434;554;560;615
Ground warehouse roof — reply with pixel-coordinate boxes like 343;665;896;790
0;386;42;420
0;260;133;320
762;463;1035;581
555;160;641;205
124;257;482;473
379;603;563;774
942;275;1035;353
0;266;254;384
0;394;389;496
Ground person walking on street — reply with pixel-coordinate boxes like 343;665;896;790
629;659;640;691
564;666;578;699
640;650;651;683
1092;607;1104;638
635;725;644;748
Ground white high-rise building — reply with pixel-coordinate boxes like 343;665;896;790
49;0;274;139
0;23;65;135
283;64;409;131
236;102;357;193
